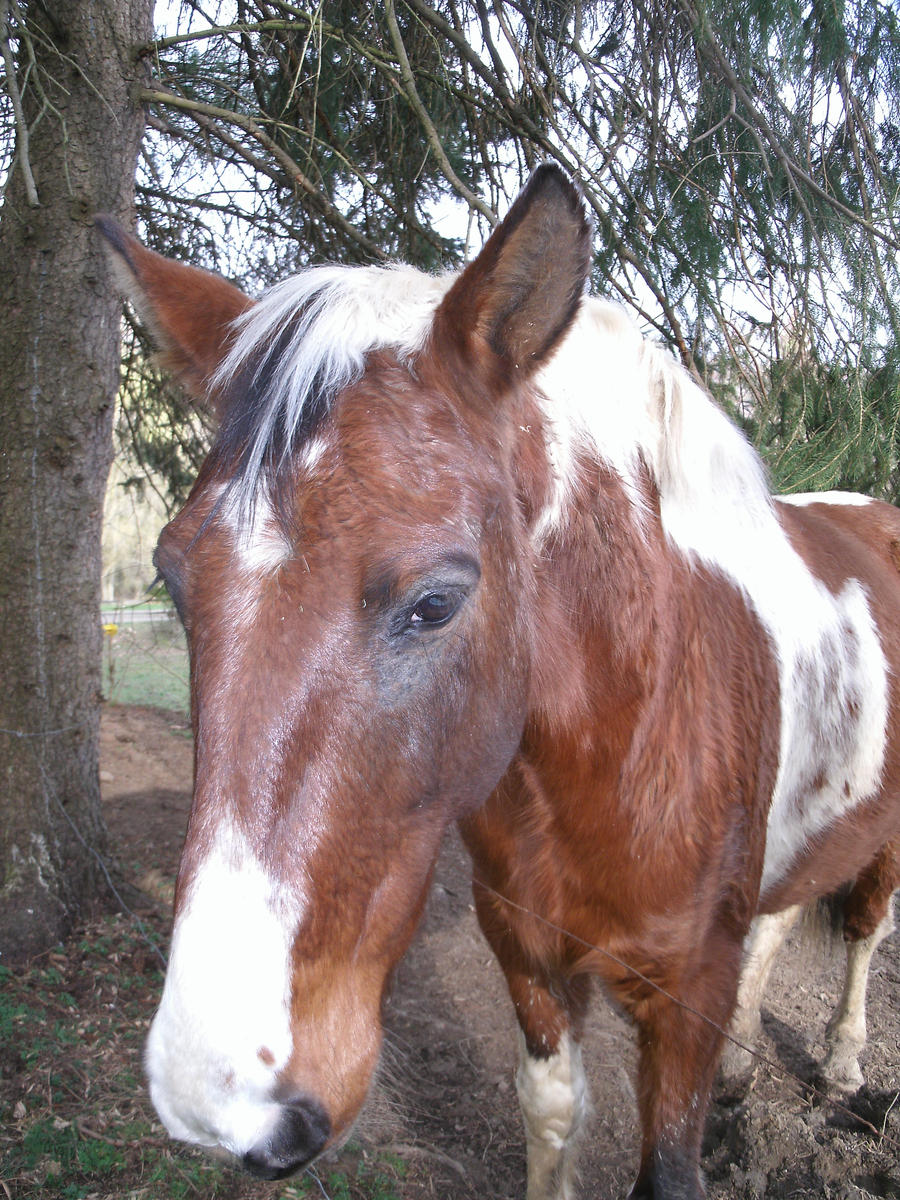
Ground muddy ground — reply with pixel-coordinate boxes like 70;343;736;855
101;704;900;1199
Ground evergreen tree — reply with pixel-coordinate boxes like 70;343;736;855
127;0;900;501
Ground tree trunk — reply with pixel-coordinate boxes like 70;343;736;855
0;0;153;961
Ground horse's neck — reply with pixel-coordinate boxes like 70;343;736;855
534;296;775;595
525;304;782;754
528;455;669;739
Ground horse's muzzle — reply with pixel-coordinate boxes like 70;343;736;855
241;1095;331;1179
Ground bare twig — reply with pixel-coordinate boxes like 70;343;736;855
1;0;39;205
138;85;389;260
384;0;496;224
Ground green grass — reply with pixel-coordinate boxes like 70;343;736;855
19;1117;124;1179
281;1156;406;1200
1;922;408;1200
102;617;189;712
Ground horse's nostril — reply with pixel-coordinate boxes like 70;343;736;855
241;1097;331;1180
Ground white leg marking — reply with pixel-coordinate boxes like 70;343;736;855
516;1029;588;1200
720;906;802;1084
822;899;895;1093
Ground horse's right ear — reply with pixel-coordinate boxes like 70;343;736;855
96;216;253;415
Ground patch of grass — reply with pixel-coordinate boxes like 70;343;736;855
19;1116;125;1176
128;1144;234;1200
102;616;189;711
1;914;174;1198
0;916;412;1200
281;1151;407;1200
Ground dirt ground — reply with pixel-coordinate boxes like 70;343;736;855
101;704;900;1200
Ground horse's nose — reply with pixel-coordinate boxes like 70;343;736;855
241;1095;331;1180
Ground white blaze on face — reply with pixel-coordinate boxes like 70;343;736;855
146;825;302;1157
221;485;293;576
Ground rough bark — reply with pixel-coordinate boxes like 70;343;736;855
0;0;152;961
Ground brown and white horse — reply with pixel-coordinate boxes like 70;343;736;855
99;167;900;1200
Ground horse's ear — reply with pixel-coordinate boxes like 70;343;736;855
433;165;591;381
96;216;253;415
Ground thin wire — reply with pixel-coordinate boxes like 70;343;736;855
303;1166;331;1197
41;756;169;969
0;721;93;738
472;875;900;1150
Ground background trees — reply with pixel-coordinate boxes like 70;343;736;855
2;0;899;955
132;0;900;502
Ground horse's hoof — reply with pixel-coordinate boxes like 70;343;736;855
819;1053;865;1095
715;1046;757;1103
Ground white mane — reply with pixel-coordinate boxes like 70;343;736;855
214;257;772;553
213;262;455;500
535;297;775;551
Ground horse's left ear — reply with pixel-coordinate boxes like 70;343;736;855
96;216;253;415
433;165;592;380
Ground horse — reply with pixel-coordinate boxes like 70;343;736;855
98;165;900;1200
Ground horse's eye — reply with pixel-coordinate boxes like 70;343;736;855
410;592;458;626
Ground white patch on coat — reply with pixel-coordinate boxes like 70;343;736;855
146;825;303;1156
760;575;889;893
535;301;661;541
665;464;889;897
780;491;874;508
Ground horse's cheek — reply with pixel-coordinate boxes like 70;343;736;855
444;660;529;816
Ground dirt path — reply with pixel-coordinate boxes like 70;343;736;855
102;704;900;1199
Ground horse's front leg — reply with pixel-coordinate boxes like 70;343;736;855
621;933;745;1200
507;971;591;1200
466;866;590;1200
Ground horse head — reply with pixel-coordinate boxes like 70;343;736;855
102;166;591;1177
